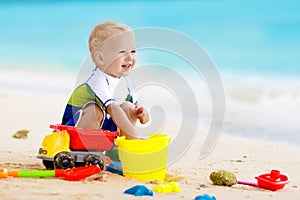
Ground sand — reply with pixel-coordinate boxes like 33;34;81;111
0;70;299;200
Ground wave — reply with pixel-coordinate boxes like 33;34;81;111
219;72;300;146
222;73;300;103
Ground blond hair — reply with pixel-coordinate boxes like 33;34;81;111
88;21;131;52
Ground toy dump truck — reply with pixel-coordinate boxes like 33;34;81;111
37;124;119;170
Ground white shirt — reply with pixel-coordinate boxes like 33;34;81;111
86;67;120;107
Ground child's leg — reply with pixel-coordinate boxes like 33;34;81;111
76;103;104;129
106;102;136;160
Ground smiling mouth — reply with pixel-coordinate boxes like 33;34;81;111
122;64;132;70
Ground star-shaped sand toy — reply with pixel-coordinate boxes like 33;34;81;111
124;185;154;196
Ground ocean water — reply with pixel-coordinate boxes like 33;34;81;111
1;0;300;74
1;0;300;146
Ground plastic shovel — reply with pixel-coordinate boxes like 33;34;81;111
0;165;101;181
62;165;101;181
237;170;290;191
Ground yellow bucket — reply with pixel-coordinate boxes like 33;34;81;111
115;134;170;182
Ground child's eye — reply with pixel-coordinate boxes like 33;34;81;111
118;50;136;54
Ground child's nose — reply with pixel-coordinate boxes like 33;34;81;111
125;52;134;60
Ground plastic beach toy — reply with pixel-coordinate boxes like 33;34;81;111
153;182;181;193
194;193;216;200
62;165;101;181
115;133;170;182
0;165;101;181
236;169;289;191
106;161;123;175
37;124;120;170
242;169;289;191
124;185;154;196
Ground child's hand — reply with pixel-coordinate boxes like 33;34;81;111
135;104;149;124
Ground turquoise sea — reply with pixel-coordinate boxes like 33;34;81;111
1;0;300;75
1;0;300;146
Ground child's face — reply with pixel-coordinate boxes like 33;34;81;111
97;31;136;78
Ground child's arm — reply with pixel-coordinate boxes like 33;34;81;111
106;103;139;139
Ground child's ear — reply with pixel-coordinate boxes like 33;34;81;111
92;51;104;66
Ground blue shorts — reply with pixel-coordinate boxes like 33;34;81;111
64;102;117;132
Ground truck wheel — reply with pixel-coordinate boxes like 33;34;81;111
54;152;74;169
85;154;105;170
42;160;54;169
